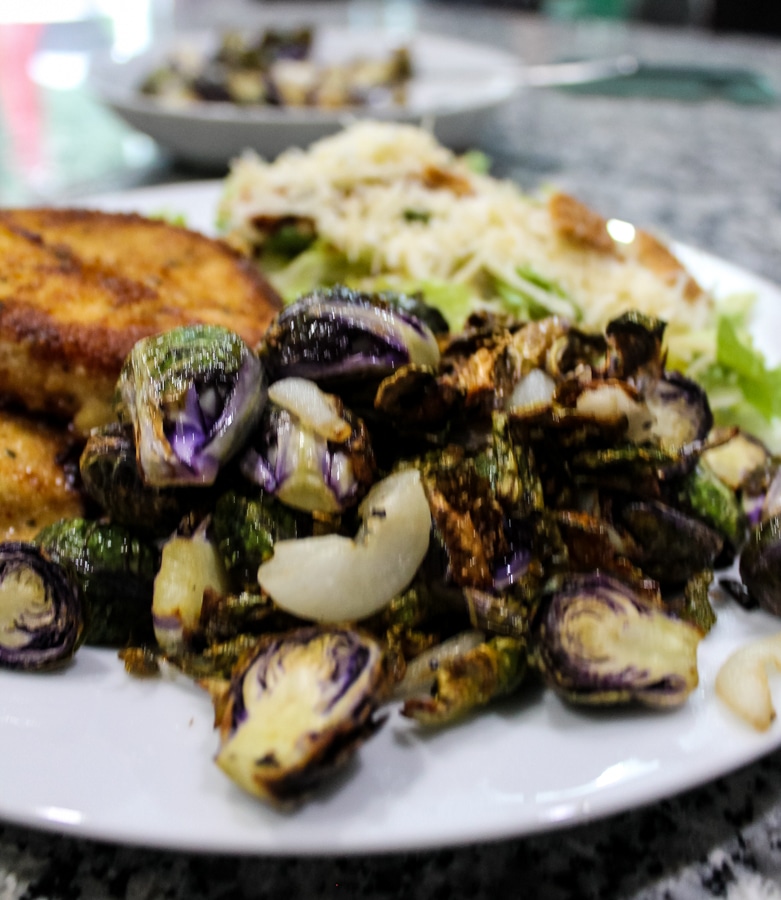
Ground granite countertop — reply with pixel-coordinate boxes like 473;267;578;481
3;4;781;899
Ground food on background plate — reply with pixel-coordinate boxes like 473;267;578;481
0;208;281;432
218;121;781;448
139;26;412;110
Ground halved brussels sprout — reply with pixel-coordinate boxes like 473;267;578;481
214;626;386;804
259;285;440;384
644;371;713;450
0;542;84;670
240;378;376;513
119;324;266;486
533;572;701;707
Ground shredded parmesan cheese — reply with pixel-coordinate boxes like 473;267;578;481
218;121;714;354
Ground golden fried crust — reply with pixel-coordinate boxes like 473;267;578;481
548;192;616;255
0;407;85;541
633;229;704;303
0;209;283;421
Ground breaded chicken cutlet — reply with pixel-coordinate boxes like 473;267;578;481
0;208;282;430
0;407;85;541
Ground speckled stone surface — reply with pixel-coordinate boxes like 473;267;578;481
3;4;781;898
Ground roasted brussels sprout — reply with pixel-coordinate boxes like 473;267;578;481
214;626;386;805
644;371;713;450
739;515;781;616
118;324;266;486
259;285;440;384
211;488;303;592
399;633;528;725
34;519;158;647
79;423;195;533
674;461;747;554
0;542;84;670
240;378;376;513
617;500;724;585
533;572;701;707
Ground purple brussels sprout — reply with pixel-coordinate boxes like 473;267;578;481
214;626;386;805
740;515;781;617
119;324;266;486
259;286;440;384
644;370;713;450
240;377;376;513
0;543;84;671
533;572;701;708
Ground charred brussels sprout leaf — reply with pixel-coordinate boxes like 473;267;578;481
533;572;701;708
119;324;266;487
416;448;508;590
668;569;716;634
604;311;666;381
474;413;544;519
644;371;713;451
400;634;527;726
34;519;158;647
214;626;387;805
0;542;84;670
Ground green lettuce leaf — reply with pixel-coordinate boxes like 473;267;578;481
716;315;781;421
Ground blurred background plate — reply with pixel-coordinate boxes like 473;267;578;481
86;27;522;168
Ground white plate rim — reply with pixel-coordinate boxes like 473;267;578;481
2;180;781;856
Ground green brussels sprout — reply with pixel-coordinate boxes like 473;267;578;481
34;519;158;647
211;488;303;592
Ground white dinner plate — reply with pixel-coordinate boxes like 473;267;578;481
3;180;781;856
86;28;521;166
